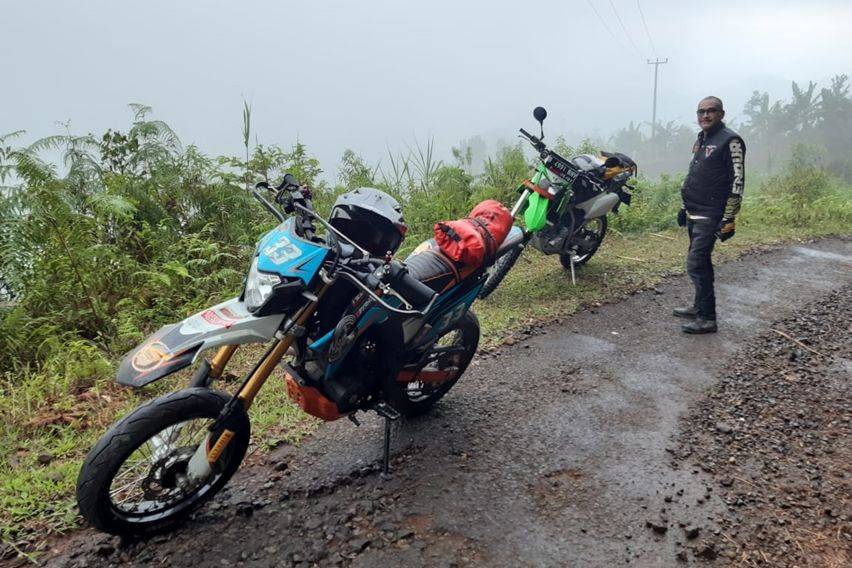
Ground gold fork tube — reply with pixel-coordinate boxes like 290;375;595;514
209;344;238;379
236;283;330;410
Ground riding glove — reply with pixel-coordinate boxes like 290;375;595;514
717;218;736;242
677;208;687;227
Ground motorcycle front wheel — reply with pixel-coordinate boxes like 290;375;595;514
560;215;607;269
76;387;249;536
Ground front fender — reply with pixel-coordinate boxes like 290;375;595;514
117;297;286;387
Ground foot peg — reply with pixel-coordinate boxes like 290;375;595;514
374;402;401;421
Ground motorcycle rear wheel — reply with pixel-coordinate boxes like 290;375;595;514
76;387;249;536
384;311;479;417
560;216;607;268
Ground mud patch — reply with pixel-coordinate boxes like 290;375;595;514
530;468;595;515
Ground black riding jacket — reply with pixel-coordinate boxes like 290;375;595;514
681;121;746;220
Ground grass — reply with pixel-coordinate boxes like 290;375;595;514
0;346;316;562
1;184;850;560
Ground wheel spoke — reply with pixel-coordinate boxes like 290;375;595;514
110;474;147;498
112;460;147;483
401;324;471;403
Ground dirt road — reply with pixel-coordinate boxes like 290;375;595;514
40;239;851;567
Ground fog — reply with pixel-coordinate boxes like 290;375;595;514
2;0;850;178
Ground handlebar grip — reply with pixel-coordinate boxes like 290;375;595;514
387;261;436;308
519;128;545;151
275;173;301;191
394;270;436;308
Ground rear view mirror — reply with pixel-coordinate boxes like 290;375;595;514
533;107;547;139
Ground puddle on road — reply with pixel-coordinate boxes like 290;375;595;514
722;312;762;330
539;333;616;360
716;283;773;306
792;246;852;263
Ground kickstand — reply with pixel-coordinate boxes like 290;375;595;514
382;416;392;474
373;402;401;475
569;255;576;285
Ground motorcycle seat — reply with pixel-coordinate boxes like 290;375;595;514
404;239;479;293
404;226;523;294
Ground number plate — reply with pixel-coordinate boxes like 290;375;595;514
545;154;579;183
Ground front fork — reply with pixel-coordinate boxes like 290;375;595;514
511;166;553;218
187;283;331;480
510;188;531;217
188;344;239;388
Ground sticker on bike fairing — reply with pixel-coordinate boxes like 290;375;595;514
179;305;246;336
350;291;375;320
201;309;237;328
264;235;301;264
131;340;169;373
328;315;357;362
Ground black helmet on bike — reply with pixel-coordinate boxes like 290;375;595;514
329;187;407;255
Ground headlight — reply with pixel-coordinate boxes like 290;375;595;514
245;256;281;312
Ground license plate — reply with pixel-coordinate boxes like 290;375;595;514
546;154;579;183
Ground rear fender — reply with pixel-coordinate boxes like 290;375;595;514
117;297;286;387
495;225;524;259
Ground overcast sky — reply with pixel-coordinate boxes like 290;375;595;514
2;0;850;178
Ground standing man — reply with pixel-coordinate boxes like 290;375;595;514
675;96;745;334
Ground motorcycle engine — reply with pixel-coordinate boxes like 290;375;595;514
322;332;384;412
530;223;568;255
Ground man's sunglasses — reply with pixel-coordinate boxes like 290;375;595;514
696;108;722;116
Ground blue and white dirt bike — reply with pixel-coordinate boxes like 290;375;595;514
76;174;523;536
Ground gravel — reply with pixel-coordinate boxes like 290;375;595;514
674;284;851;566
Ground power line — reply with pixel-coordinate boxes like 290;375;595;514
636;0;658;57
608;0;644;58
585;0;628;53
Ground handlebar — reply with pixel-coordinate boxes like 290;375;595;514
291;203;437;316
340;268;437;317
385;260;437;307
254;174;318;239
519;128;546;152
255;178;437;316
251;182;285;222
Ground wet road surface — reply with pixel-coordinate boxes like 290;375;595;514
43;239;852;567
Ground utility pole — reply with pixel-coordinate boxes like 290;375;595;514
647;58;668;140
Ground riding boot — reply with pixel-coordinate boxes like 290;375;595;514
672;306;698;319
681;317;718;334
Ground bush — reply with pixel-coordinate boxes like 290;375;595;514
747;144;852;229
609;173;684;234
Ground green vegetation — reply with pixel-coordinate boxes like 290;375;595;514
1;79;851;559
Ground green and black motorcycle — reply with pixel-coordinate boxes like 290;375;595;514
479;107;637;299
